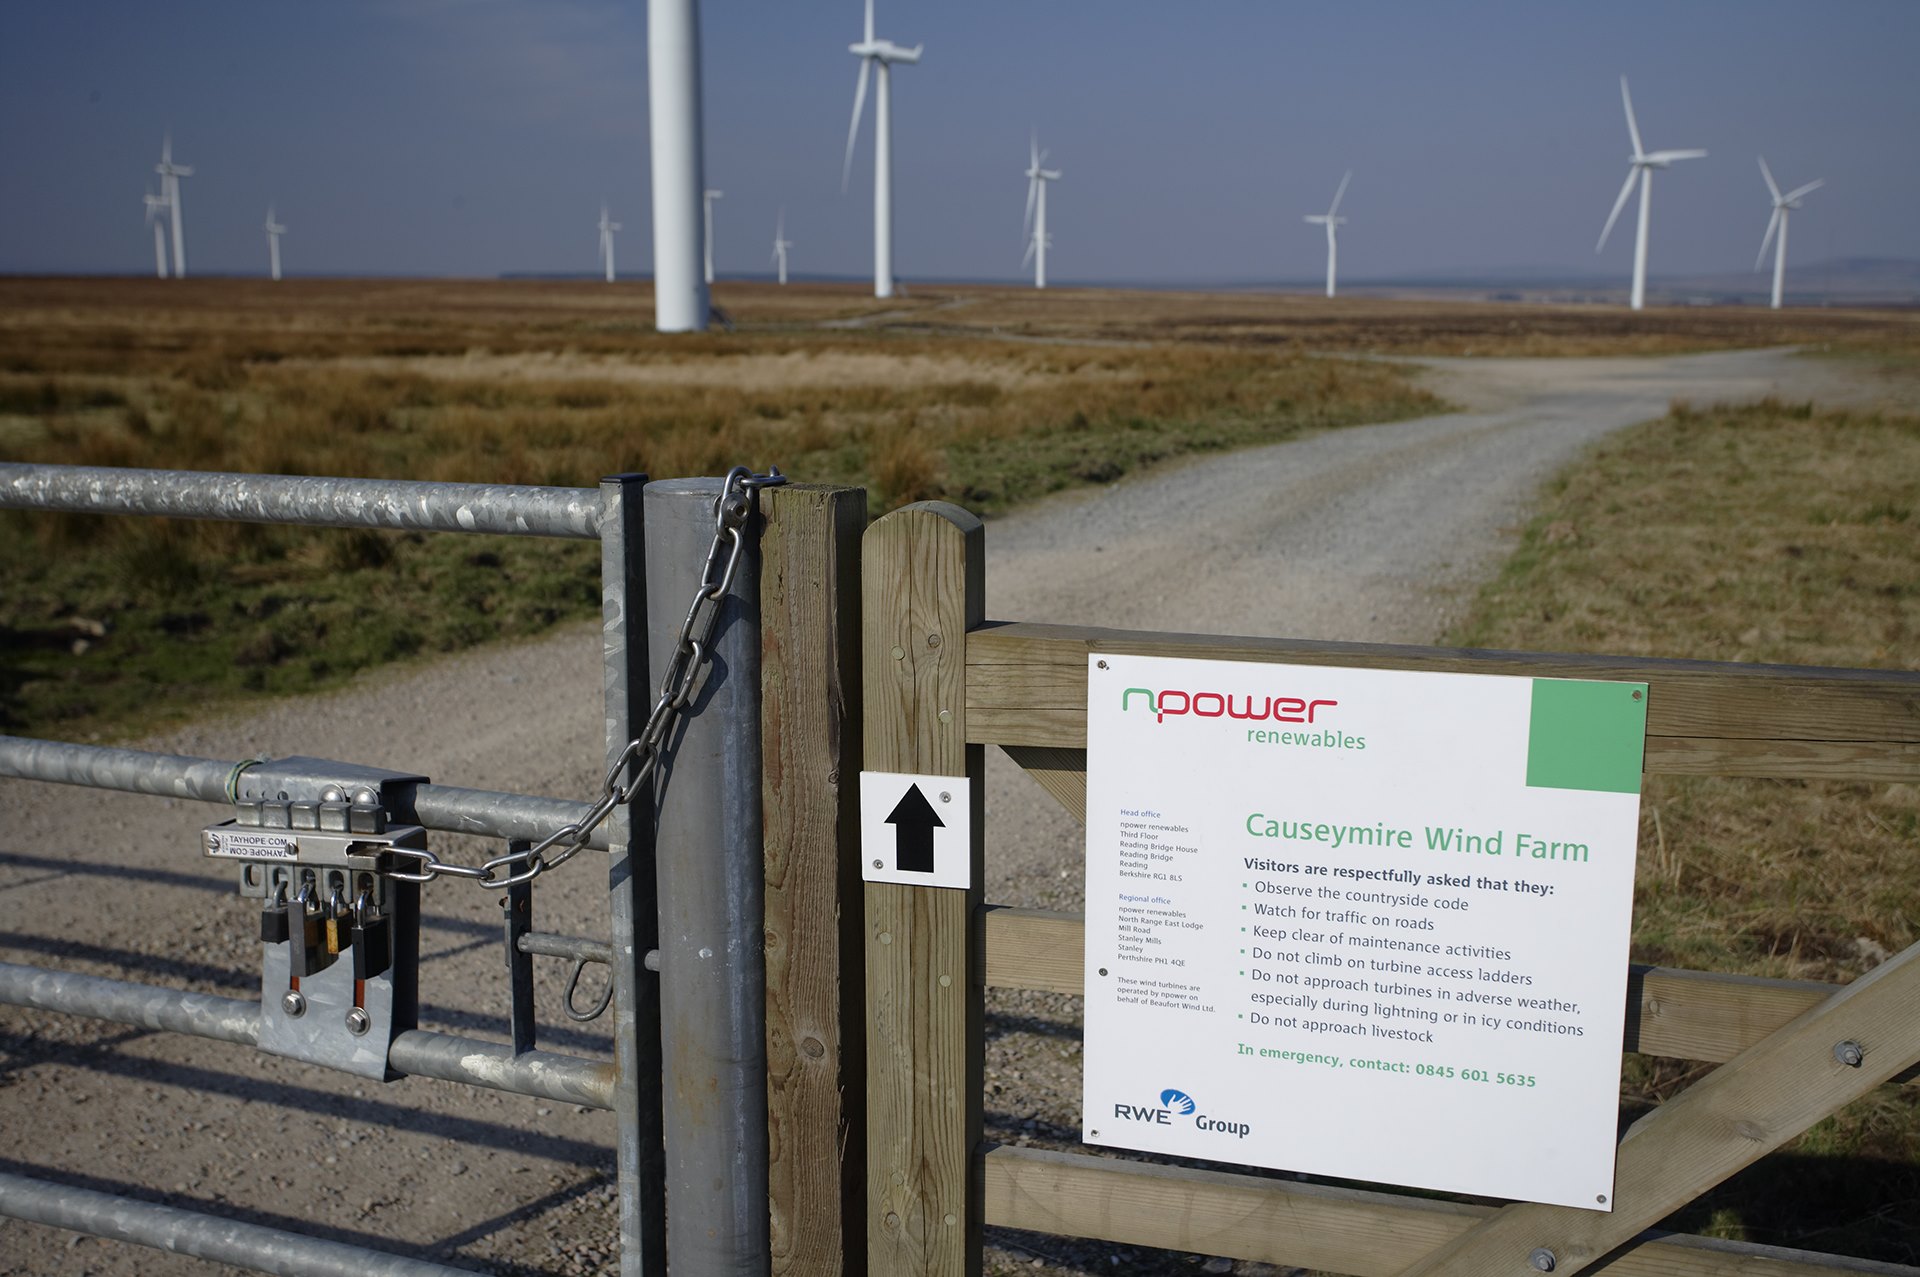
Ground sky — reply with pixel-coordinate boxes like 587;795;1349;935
2;1;1916;286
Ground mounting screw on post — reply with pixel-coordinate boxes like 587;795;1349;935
345;1007;371;1036
280;991;306;1018
1529;1247;1557;1272
1833;1039;1865;1068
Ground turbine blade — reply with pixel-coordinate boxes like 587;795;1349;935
864;0;874;44
1619;75;1643;157
1757;155;1781;202
1327;169;1352;217
1756;208;1781;271
1021;236;1036;268
1596;167;1637;252
1783;178;1824;203
1030;129;1038;170
1024;175;1038;237
842;58;872;192
1645;149;1707;163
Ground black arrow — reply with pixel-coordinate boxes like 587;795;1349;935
885;784;945;873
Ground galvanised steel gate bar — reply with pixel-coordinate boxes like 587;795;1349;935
0;961;616;1108
0;1170;478;1277
0;461;781;1277
0;736;611;851
0;462;603;538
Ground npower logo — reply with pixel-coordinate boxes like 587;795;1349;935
1123;686;1337;725
1111;1087;1251;1139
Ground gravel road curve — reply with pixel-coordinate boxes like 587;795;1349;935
0;347;1856;1275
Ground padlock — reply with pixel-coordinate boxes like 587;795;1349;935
288;885;327;978
351;890;391;979
323;885;350;956
260;886;291;944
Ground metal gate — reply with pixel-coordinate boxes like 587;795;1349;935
0;464;866;1277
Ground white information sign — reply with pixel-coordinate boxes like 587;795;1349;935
1082;654;1647;1210
860;771;973;889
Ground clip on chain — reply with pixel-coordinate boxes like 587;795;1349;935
386;465;786;888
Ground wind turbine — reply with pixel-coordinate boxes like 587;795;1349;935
703;189;722;284
1303;171;1351;298
154;133;193;279
1756;157;1823;311
771;208;793;285
1022;133;1061;290
842;0;921;299
143;190;170;278
264;206;286;281
1595;76;1706;311
598;203;621;283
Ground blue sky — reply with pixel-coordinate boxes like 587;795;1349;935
2;1;1914;283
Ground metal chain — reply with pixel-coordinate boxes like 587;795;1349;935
386;465;786;889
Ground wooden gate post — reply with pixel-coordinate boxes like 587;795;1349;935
761;484;869;1277
862;503;986;1277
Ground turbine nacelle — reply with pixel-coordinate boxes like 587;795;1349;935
849;39;921;64
1632;148;1708;171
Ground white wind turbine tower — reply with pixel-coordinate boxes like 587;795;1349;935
647;0;707;331
264;206;286;281
1302;171;1351;298
771;208;793;285
842;0;921;299
154;133;193;279
1595;76;1706;311
1756;157;1823;311
703;189;722;284
1022;133;1061;290
598;204;621;283
143;190;170;278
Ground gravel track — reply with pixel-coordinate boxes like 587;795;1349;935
0;347;1854;1275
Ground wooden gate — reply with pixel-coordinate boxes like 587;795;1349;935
860;501;1920;1277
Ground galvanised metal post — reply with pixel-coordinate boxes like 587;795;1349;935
601;473;667;1277
645;478;770;1277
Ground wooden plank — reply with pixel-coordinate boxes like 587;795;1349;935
863;503;985;1277
1644;736;1920;782
761;484;866;1277
999;745;1087;823
965;623;1920;780
983;1144;1920;1277
983;907;1920;1084
1399;938;1920;1276
983;907;1085;996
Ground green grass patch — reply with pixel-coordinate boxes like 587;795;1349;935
1447;395;1920;1264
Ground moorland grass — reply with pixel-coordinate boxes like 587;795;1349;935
1447;396;1920;1262
0;280;1438;738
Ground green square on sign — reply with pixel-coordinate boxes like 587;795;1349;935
1526;679;1648;794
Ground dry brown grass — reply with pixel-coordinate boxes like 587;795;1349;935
1450;396;1919;983
0;277;1440;738
719;281;1920;358
1447;394;1920;1261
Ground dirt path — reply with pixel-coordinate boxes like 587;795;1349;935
0;346;1865;1275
